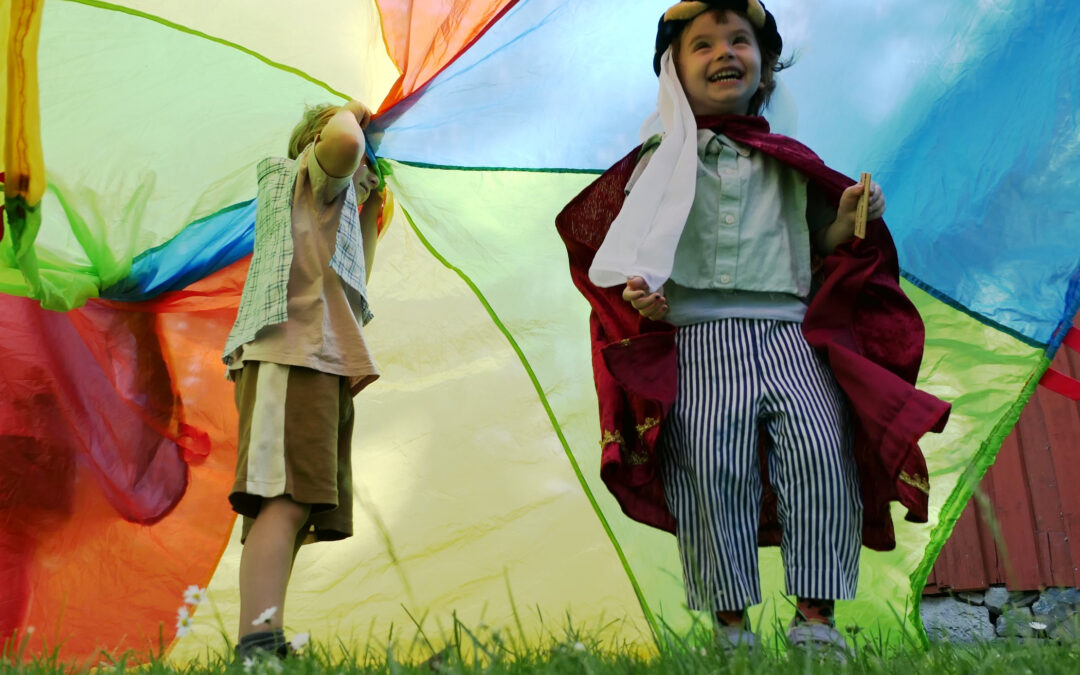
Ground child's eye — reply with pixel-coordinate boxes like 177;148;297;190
693;41;710;51
733;35;749;44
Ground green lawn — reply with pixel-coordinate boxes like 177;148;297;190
5;627;1080;675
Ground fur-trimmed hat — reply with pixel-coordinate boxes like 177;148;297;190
653;0;782;75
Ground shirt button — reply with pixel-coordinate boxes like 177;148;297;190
720;274;732;284
725;215;735;224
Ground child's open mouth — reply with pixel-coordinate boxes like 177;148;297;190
708;69;742;83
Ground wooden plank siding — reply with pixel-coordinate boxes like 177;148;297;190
925;314;1080;593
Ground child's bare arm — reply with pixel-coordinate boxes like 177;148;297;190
314;101;372;178
360;189;382;282
814;180;885;255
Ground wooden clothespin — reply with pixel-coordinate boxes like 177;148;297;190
854;172;871;239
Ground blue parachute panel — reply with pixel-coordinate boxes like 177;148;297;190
872;1;1080;347
102;200;255;301
374;0;662;171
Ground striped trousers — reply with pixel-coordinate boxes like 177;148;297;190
659;318;862;611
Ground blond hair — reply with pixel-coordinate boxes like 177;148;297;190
287;104;340;159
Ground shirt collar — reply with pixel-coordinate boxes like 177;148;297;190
698;129;752;158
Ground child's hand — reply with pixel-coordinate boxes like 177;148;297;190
836;180;886;232
342;100;373;129
817;181;887;254
623;276;668;321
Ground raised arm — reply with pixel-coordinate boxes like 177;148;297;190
313;100;371;178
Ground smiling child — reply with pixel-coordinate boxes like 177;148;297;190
556;0;950;654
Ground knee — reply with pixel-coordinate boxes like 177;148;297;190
258;496;311;532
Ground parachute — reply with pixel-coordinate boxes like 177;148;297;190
2;0;1078;664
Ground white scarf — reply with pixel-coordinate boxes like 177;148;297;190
587;48;699;292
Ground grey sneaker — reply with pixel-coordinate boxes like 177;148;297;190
786;622;850;661
715;624;757;653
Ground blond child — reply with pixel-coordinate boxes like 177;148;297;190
222;100;384;657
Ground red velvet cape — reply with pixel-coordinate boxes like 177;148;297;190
555;115;951;551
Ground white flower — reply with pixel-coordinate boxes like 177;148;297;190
242;656;257;672
265;659;283;673
175;606;194;637
183;585;207;606
290;632;310;651
573;641;586;652
1030;621;1048;631
252;606;278;626
25;626;35;635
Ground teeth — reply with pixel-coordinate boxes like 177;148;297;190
709;70;740;82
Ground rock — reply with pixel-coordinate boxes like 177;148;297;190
1032;602;1073;624
984;586;1011;614
1034;588;1080;615
1066;587;1080;606
983;587;1038;615
993;636;1045;647
957;591;985;606
921;596;995;644
1032;594;1055;616
1008;591;1039;609
1050;616;1080;642
995;607;1034;637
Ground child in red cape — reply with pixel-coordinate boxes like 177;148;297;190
556;0;950;652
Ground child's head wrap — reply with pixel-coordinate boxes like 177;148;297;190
587;1;783;292
652;1;782;76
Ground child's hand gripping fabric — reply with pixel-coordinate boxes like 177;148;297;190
622;276;669;321
816;180;886;254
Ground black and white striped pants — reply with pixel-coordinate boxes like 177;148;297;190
660;318;862;611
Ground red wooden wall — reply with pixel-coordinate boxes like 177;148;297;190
925;316;1080;593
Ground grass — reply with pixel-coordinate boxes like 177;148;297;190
4;617;1080;675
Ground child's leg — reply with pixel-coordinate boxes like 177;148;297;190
660;319;765;618
230;362;353;646
239;496;312;636
793;598;834;625
715;610;748;628
758;321;862;622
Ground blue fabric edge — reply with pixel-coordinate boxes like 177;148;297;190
101;199;256;301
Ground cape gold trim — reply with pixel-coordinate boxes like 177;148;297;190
600;429;625;448
899;471;930;495
635;417;660;438
626;450;650;466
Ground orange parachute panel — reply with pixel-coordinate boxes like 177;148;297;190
2;258;249;663
376;0;518;113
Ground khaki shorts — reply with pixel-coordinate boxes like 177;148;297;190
230;361;353;542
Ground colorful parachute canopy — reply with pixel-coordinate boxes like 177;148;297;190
1;0;1078;665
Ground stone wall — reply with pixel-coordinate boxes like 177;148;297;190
922;586;1080;643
